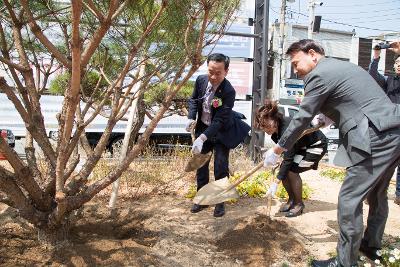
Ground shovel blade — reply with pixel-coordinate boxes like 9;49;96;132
184;152;212;172
192;177;240;205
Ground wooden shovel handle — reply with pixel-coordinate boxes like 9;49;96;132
224;124;324;193
224;161;264;192
182;108;196;143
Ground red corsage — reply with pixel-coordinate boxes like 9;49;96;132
212;97;222;108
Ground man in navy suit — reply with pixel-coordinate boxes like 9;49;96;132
186;53;250;217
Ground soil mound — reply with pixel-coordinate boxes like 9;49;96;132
216;215;308;266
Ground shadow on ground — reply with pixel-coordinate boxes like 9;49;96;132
215;214;309;266
0;201;164;266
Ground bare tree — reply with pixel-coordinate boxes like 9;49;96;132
0;0;240;244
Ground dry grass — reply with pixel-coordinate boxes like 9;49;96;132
0;144;258;200
92;144;258;199
92;145;198;199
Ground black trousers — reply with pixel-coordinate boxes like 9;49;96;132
195;122;230;191
196;140;230;191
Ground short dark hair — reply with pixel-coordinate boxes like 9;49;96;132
286;39;325;56
207;53;230;70
254;99;283;130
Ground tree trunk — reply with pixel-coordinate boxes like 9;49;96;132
37;219;71;248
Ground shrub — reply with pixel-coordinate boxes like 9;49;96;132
185;169;313;201
185;184;197;199
358;247;400;267
230;170;272;198
144;81;194;110
320;168;346;182
276;180;313;200
49;71;109;101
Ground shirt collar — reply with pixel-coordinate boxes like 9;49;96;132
207;81;221;92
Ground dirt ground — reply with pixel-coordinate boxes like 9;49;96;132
1;169;400;267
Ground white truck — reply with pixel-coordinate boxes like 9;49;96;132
0;93;253;154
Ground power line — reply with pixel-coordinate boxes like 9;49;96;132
323;12;400;21
324;17;400;24
321;0;400;8
286;9;397;32
318;8;396;15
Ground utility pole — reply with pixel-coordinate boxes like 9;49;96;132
277;0;287;100
250;0;270;161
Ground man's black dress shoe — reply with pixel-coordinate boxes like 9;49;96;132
190;204;208;213
359;241;383;261
311;257;340;267
311;257;359;267
213;203;225;217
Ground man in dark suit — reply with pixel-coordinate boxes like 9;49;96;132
186;53;250;217
263;39;400;267
368;43;400;206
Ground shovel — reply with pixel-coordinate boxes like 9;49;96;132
183;123;212;172
266;164;281;217
193;161;265;205
155;124;212;193
192;124;325;206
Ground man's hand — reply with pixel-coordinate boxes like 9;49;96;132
263;148;280;168
311;114;333;128
389;41;400;55
191;134;207;154
185;119;195;132
373;47;381;59
267;182;278;197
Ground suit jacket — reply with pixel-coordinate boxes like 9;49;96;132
277;57;400;167
272;115;327;179
188;75;250;149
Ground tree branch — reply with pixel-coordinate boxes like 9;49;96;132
80;0;119;68
0;134;51;211
83;0;105;22
56;1;83;194
20;0;72;69
0;55;30;72
0;21;31;108
0;167;47;228
0;77;57;168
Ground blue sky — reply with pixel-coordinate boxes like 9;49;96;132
240;0;400;38
272;0;400;37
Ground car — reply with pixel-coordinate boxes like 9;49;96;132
1;129;15;148
278;104;299;118
320;124;339;150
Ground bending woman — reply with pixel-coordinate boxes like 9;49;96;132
254;100;328;217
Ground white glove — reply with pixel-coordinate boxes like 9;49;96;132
191;134;207;154
311;114;333;128
185;119;195;132
267;182;278;197
263;148;280;168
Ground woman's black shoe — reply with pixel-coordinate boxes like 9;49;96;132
285;202;304;217
279;200;293;212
